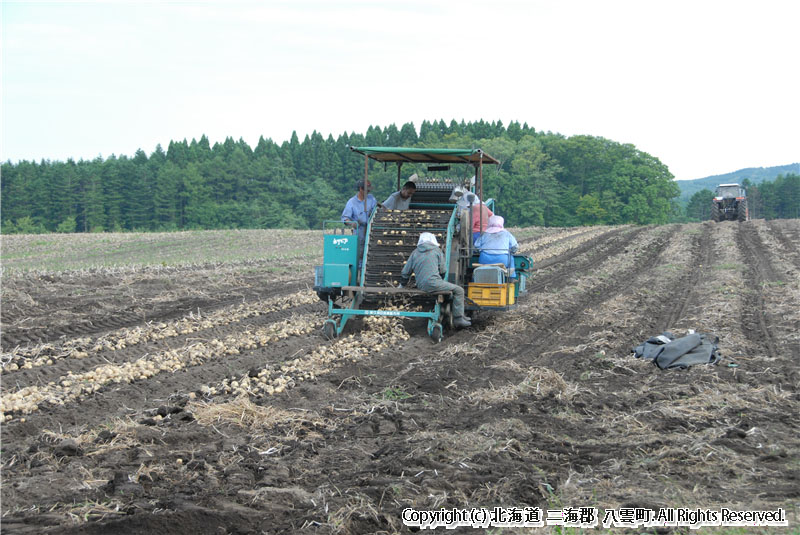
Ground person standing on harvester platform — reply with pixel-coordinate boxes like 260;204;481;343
341;179;377;269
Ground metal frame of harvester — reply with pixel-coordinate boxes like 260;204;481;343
313;146;533;343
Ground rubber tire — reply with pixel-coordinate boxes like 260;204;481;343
322;320;337;340
711;203;721;222
737;200;747;222
442;302;454;331
430;324;443;344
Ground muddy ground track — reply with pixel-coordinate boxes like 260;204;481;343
766;220;800;268
1;222;798;535
735;223;780;359
1;227;624;435
1;228;665;518
526;227;640;293
508;225;672;359
1;276;311;349
658;224;713;332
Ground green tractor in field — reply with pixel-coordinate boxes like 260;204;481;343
711;183;748;222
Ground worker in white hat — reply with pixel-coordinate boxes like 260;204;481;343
400;232;471;328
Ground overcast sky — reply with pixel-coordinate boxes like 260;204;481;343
2;0;798;179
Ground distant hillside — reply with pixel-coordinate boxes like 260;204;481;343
676;163;800;201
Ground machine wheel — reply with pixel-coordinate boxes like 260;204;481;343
316;288;341;303
430;323;443;344
322;320;337;340
711;203;721;222
441;302;454;330
737;200;748;222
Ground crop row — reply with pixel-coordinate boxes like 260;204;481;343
518;226;613;261
192;314;410;400
1;289;319;373
0;313;318;420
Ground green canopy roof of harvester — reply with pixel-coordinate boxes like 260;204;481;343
349;146;499;165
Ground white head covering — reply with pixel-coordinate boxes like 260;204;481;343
461;192;479;208
418;232;439;246
450;186;481;209
485;215;505;234
449;186;466;204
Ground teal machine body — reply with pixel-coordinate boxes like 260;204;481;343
314;222;358;293
322;232;357;287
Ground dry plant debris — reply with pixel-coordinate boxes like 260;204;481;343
1;221;798;534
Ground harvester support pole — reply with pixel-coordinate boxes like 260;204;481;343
468;196;473;260
396;162;403;191
478;154;483;202
478;158;484;242
363;154;369;213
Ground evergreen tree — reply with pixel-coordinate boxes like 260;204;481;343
686;189;714;221
1;120;717;232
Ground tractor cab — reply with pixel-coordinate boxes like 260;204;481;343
715;183;745;200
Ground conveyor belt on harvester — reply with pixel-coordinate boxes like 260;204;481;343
363;208;453;288
409;182;461;205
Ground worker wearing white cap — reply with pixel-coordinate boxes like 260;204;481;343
400;232;471;328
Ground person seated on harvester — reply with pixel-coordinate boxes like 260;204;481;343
474;215;519;281
399;232;471;329
448;187;492;244
468;194;493;244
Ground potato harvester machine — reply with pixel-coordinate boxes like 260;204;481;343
313;147;533;342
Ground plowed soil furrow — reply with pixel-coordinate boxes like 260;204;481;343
360;227;678;407
529;226;632;277
514;226;677;357
656;223;713;331
0;320;329;441
1;278;311;349
2;300;326;391
2;222;799;535
735;222;780;359
121;226;705;530
766;220;800;267
516;226;600;252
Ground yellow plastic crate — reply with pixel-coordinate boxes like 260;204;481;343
467;283;515;307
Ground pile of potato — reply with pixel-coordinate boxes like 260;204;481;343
193;309;411;402
1;290;318;374
1;312;319;420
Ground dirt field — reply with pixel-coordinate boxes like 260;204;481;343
1;220;798;534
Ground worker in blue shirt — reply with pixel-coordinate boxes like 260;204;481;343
341;179;377;269
475;215;519;280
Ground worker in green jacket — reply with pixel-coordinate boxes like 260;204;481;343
400;232;471;328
